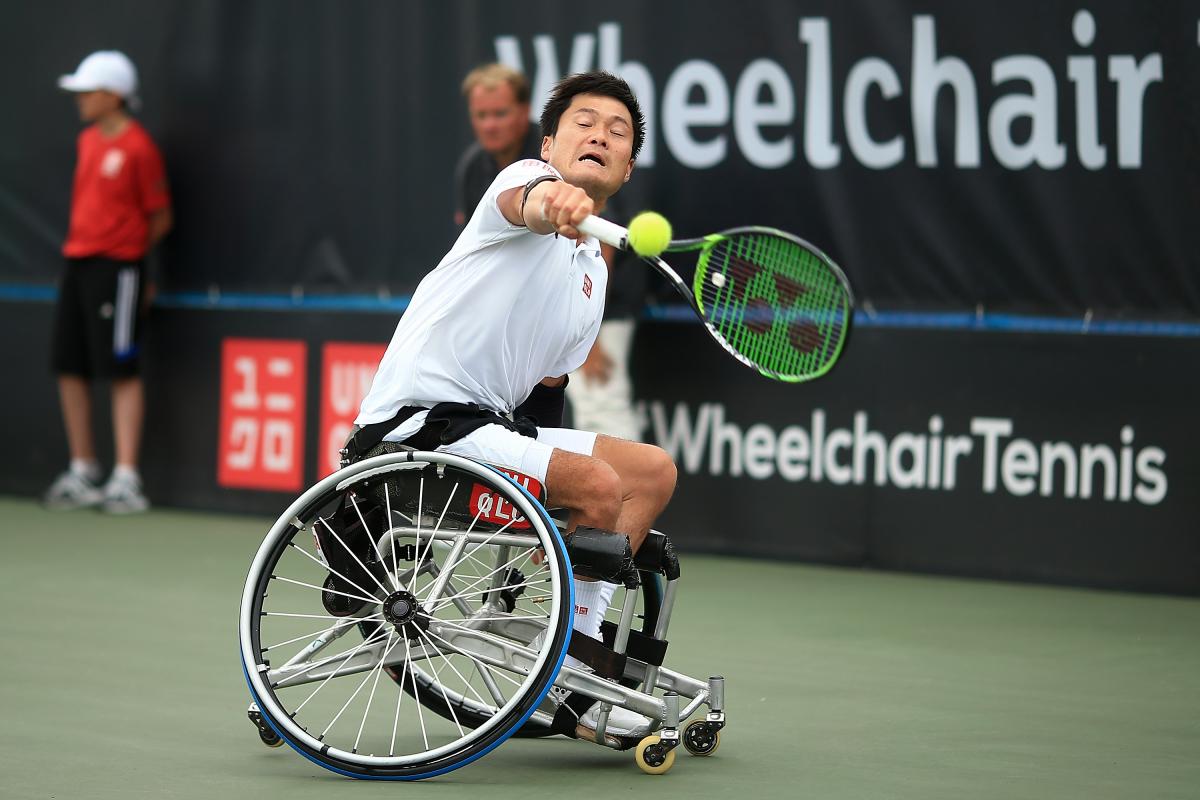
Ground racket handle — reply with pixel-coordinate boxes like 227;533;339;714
578;215;629;250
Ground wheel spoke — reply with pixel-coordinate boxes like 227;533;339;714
424;626;526;689
404;636;430;751
353;629;396;753
431;577;553;609
272;574;378;606
429;546;541;614
293;623;392;713
319;517;393;598
263;617;361;653
321;632;401;740
416;634;464;737
287;540;382;609
413;626;491;709
349;494;399;592
264;610;383;623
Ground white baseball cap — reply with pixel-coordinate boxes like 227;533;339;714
58;51;141;110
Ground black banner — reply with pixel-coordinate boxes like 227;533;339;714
2;1;1199;314
631;321;1200;595
3;299;1196;595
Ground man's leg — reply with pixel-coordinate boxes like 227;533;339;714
58;375;97;465
589;435;677;552
544;448;623;532
101;375;148;513
112;376;144;470
43;374;106;509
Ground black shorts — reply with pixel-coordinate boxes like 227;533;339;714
51;257;146;379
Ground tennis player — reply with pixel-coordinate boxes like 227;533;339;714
354;71;673;739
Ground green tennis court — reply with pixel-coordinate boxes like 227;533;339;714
1;495;1196;799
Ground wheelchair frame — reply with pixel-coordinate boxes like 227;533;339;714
239;450;726;779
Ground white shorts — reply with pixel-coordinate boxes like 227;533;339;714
382;410;597;484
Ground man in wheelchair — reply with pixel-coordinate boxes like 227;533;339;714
345;71;676;741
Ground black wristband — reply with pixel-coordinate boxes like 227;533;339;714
514;377;568;429
520;175;560;223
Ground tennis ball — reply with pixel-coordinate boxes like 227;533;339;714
627;212;672;257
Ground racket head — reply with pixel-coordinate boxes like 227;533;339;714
674;227;854;383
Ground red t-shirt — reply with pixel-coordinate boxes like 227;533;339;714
62;119;171;261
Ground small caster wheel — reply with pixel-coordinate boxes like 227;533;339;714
259;729;284;748
634;736;676;775
682;720;721;756
248;704;283;747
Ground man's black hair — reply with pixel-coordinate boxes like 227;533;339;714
539;71;646;160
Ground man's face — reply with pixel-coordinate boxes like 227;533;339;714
74;90;121;122
467;83;530;155
541;93;635;200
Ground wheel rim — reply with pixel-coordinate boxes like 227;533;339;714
239;452;572;777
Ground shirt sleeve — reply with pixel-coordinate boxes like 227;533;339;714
472;159;563;240
135;138;171;214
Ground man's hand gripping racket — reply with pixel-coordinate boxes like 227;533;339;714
578;213;855;382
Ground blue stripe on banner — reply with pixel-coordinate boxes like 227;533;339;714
2;283;1198;338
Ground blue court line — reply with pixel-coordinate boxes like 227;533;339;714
2;283;1198;338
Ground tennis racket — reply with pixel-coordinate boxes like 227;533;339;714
578;215;854;383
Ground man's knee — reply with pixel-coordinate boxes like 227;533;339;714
585;460;624;523
548;451;623;527
645;445;678;505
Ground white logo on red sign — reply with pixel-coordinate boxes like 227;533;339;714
217;338;307;491
318;342;387;478
469;468;545;530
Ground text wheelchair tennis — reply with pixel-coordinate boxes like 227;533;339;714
239;445;727;779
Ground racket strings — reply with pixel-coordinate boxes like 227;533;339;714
695;233;849;378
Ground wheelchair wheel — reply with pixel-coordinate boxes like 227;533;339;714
393;569;664;738
239;451;573;780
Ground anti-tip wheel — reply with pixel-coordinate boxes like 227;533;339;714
634;736;676;775
682;720;721;756
259;730;284;748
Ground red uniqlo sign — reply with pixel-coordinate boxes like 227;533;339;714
318;342;387;477
217;338;307;491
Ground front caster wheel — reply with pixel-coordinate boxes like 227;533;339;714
682;720;721;756
248;705;283;748
634;736;676;774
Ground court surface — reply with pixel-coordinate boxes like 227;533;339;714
1;495;1197;800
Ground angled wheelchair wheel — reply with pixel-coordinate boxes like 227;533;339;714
239;451;573;780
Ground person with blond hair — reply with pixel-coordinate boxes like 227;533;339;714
453;63;543;226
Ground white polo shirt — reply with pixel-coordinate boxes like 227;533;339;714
357;159;608;427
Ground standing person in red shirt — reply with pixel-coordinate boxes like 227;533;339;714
44;51;172;513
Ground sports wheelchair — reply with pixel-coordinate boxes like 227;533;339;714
239;446;727;779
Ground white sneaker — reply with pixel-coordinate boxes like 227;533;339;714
577;700;654;742
101;472;150;514
43;470;104;510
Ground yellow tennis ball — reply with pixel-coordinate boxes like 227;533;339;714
627;212;672;257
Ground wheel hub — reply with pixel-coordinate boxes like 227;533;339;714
382;589;429;639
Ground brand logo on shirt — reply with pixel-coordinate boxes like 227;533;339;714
101;149;126;178
582;274;593;299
